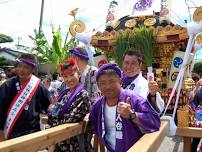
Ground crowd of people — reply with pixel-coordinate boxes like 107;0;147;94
0;46;172;152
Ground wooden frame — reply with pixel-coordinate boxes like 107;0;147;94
0;121;169;152
176;127;202;152
128;121;169;152
0;122;84;152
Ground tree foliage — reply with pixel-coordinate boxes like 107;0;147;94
0;57;15;68
28;27;79;71
0;33;13;43
192;62;202;77
29;29;51;63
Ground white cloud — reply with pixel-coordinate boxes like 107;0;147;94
0;0;41;46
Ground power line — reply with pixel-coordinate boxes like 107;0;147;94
185;0;192;22
189;0;197;8
184;0;199;22
171;9;187;25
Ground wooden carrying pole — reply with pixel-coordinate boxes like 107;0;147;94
0;120;169;152
128;121;169;152
0;122;84;152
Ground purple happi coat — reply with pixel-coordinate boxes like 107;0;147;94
48;84;90;152
89;88;160;152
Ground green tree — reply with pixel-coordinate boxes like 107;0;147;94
192;62;202;77
29;29;51;63
0;57;15;72
0;33;13;43
28;27;79;71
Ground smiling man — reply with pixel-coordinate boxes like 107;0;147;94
0;53;51;140
122;48;164;113
89;63;160;152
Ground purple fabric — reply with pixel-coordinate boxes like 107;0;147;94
70;48;89;61
96;63;122;81
58;84;84;115
89;88;160;152
122;73;139;89
16;58;37;67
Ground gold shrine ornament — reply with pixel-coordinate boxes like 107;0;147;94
69;8;79;17
69;20;86;37
195;32;202;45
125;19;136;28
144;18;156;26
193;6;202;23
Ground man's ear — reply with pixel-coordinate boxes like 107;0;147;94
32;67;37;74
76;72;81;79
119;78;123;86
97;83;102;91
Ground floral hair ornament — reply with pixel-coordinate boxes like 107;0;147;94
67;57;77;65
62;58;78;76
58;63;63;68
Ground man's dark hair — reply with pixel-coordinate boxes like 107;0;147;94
123;48;143;64
18;53;37;64
61;63;74;72
52;72;58;80
192;73;200;82
97;69;120;81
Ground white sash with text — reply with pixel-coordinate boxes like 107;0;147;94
3;75;40;139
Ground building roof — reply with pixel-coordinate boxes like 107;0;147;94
0;47;28;61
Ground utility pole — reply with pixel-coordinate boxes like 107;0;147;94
17;37;22;50
39;0;44;35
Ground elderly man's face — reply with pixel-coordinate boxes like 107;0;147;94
122;54;141;77
16;63;34;82
97;74;122;100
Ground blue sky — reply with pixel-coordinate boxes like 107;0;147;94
0;0;202;48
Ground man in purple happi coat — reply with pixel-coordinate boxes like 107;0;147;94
89;63;160;152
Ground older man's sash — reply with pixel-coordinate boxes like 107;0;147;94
3;75;41;139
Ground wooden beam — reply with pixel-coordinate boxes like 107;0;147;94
0;120;170;152
176;127;202;138
0;122;84;152
127;121;169;152
176;127;202;152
